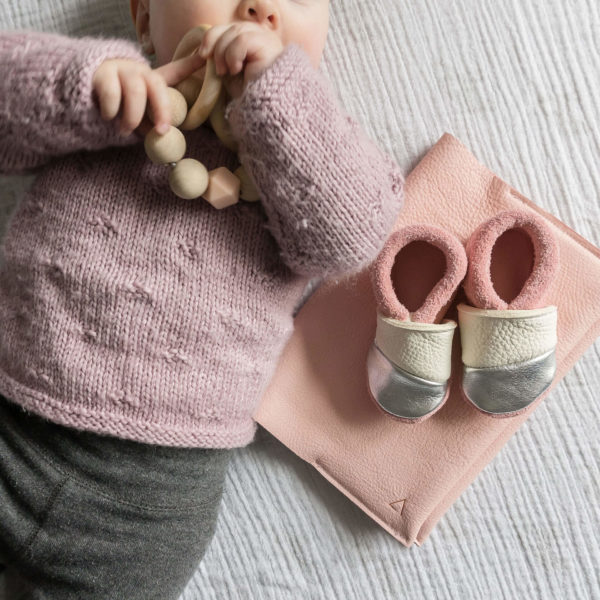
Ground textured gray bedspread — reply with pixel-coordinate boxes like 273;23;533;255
1;1;599;598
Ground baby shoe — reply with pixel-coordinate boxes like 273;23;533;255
366;225;468;423
458;209;560;418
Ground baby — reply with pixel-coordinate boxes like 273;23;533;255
0;0;404;597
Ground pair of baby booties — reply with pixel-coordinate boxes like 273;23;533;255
367;209;560;424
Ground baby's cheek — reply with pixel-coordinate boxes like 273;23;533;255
294;32;327;69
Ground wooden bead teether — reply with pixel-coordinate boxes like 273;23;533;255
143;24;259;209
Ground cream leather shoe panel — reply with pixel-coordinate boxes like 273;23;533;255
374;314;456;383
458;305;558;368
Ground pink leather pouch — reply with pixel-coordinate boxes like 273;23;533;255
252;133;600;547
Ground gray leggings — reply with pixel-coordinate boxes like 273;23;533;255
0;394;232;599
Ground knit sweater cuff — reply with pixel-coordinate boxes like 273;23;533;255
224;44;405;280
0;31;150;175
224;43;311;135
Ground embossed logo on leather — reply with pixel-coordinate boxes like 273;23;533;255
389;499;406;515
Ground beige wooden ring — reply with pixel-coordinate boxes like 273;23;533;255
171;24;222;131
171;24;212;62
176;73;204;108
180;59;221;130
208;88;239;153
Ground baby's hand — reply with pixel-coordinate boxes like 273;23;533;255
92;53;207;138
197;22;285;100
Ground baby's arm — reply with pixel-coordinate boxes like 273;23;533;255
225;43;405;281
0;30;150;176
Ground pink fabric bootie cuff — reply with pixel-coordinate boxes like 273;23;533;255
463;209;559;310
370;224;468;323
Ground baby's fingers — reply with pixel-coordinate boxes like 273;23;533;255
144;71;171;133
94;68;122;122
117;71;148;136
154;52;208;87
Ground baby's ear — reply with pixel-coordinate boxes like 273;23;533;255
130;0;154;54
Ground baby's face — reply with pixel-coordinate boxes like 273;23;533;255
131;0;330;70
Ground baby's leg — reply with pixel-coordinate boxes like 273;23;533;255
0;394;232;600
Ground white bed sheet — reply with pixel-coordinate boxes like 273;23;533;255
1;1;599;598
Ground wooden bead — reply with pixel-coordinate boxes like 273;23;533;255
144;126;186;164
166;87;188;127
147;87;188;127
168;158;209;200
234;166;260;202
202;167;240;210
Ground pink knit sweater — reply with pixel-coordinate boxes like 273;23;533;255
0;30;404;448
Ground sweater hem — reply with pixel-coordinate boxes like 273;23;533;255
0;368;257;449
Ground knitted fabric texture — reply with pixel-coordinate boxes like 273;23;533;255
0;31;404;448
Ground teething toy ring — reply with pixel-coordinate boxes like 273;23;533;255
143;24;260;208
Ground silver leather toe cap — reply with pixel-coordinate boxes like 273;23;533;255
366;343;449;420
462;348;556;415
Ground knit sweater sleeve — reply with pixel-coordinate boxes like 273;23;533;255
224;43;405;280
0;30;150;176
